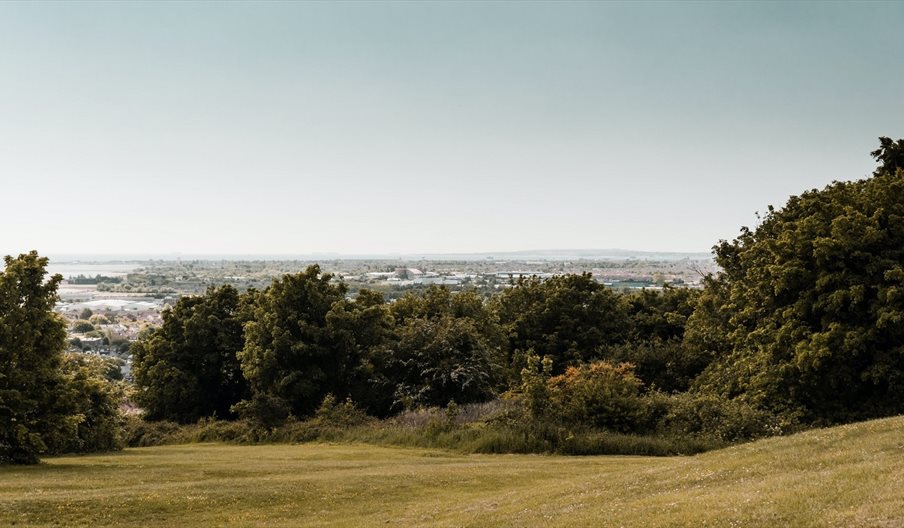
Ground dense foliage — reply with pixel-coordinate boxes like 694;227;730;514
237;267;349;418
0;253;71;463
694;147;904;424
547;361;646;432
492;273;630;381
132;285;247;422
52;353;125;454
1;252;122;464
386;287;502;410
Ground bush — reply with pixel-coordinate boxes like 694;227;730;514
312;394;371;427
119;396;715;457
122;416;183;447
34;353;126;456
231;393;291;429
656;392;782;443
547;361;647;433
190;418;259;443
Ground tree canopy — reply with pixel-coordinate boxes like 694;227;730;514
694;140;904;423
132;285;247;423
1;252;73;463
237;266;348;418
492;273;631;379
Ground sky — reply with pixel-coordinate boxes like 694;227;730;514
1;1;903;257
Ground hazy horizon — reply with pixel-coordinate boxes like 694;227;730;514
36;247;714;263
3;1;902;256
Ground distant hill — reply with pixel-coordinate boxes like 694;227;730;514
45;249;713;262
429;249;714;261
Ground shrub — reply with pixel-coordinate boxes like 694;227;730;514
312;394;370;427
547;361;647;432
122;416;183;447
190;418;258;443
656;392;782;443
231;393;291;429
520;353;553;420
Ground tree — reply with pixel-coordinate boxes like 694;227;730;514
237;266;347;419
606;338;709;394
623;286;699;342
608;287;710;393
385;286;504;409
694;139;904;423
49;353;124;454
492;274;631;382
0;252;73;464
325;289;397;416
72;320;95;333
391;286;488;326
132;285;247;423
388;314;497;409
871;136;904;176
89;314;111;326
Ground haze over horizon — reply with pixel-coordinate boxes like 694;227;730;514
2;2;903;256
39;248;716;264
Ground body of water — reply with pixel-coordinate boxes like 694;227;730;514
46;263;141;279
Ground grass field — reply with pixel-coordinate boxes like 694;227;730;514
2;416;903;527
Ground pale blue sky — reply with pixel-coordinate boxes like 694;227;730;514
1;1;902;256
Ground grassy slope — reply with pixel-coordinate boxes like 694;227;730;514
2;416;903;527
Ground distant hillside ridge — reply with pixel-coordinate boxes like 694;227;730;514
43;248;714;262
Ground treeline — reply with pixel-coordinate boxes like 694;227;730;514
3;137;904;464
131;272;703;423
67;274;122;285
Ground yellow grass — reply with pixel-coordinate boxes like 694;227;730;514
2;416;903;527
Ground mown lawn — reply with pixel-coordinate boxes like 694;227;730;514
2;415;903;527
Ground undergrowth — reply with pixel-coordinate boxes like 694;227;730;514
124;397;721;456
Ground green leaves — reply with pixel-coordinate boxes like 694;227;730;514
236;266;347;419
492;273;630;379
132;285;247;423
694;140;904;423
1;252;69;463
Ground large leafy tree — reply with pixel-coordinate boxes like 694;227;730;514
390;286;502;346
237;266;347;417
385;286;504;409
389;315;498;409
132;285;247;422
325;289;396;415
492;273;631;381
694;139;904;423
0;252;73;464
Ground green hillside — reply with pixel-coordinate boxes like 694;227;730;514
2;416;902;527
